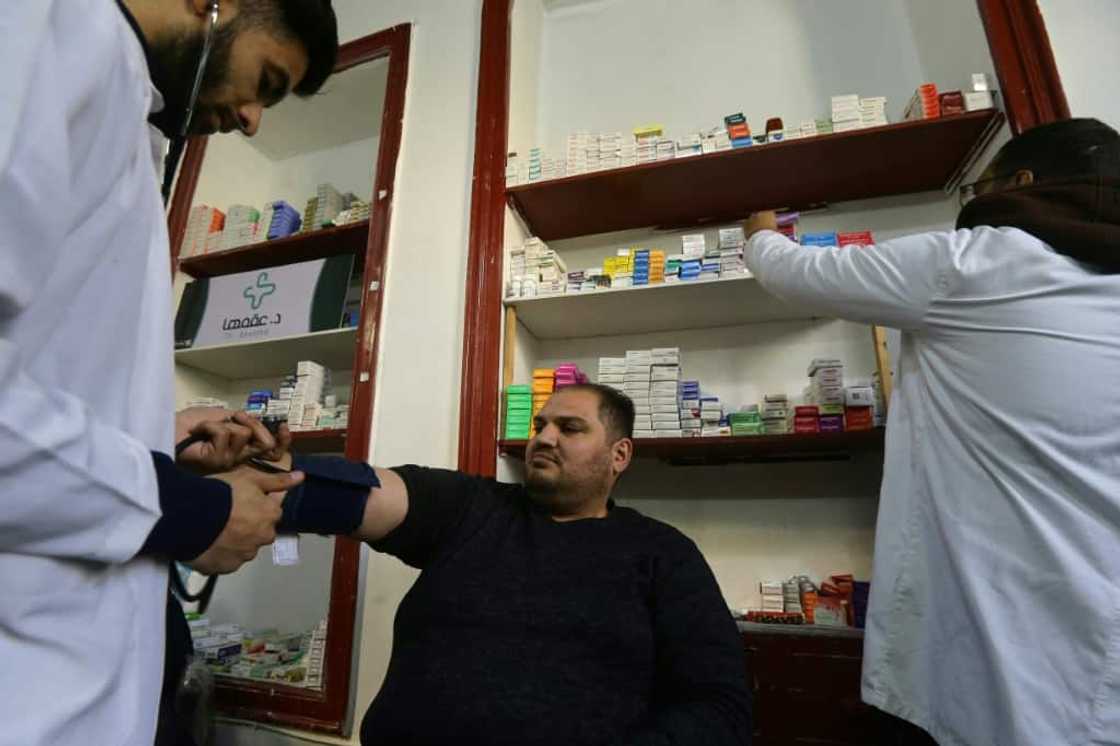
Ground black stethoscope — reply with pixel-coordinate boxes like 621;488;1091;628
182;0;221;139
161;0;221;205
167;0;221;611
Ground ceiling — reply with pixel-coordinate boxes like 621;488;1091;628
245;56;389;161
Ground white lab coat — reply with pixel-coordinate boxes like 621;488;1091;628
746;228;1120;746
0;1;175;744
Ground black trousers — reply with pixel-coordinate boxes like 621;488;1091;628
154;587;199;746
878;711;940;746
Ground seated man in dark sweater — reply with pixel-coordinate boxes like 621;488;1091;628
272;383;750;745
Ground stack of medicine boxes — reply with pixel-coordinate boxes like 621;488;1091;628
651;348;681;437
831;94;863;133
760;582;785;613
283;361;326;431
263;200;302;240
565;131;590;175
632;249;651;286
680;234;704;281
504;385;532;440
624;350;652;438
679;379;701;436
700;394;725;436
181;205;225;257
300;197;319;233
598;356;627;394
314;183;346;229
634;126;660;165
222;205;260;250
553;363;585;390
761;394;791;434
531;368;555;435
649;250;666;283
729;405;762;436
808;358;846;432
700;239;721;280
725;113;752;148
604;251;634;289
718;227;748;277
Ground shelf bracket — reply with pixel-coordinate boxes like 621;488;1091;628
871;325;893;414
502;306;517;391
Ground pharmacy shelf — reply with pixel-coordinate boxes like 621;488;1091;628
499;428;884;465
507;111;1004;241
175;327;357;379
178;220;369;279
506;275;816;339
291;428;348;454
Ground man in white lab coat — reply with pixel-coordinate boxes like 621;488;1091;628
743;118;1120;746
0;1;337;744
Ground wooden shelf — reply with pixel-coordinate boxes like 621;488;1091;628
506;274;824;339
175;327;357;379
507;111;1004;241
499;428;884;465
178;220;369;279
291;428;348;454
738;621;864;638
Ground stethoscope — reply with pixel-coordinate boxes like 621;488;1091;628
167;1;221;610
182;0;221;138
160;0;221;205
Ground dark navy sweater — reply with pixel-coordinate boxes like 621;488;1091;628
361;466;751;746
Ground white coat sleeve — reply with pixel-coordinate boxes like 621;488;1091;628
0;3;162;564
745;229;960;331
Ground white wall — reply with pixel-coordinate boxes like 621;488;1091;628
537;0;926;154
337;1;482;737
191;134;380;218
901;0;1000;98
1038;0;1120;129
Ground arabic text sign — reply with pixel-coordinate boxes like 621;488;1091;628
177;259;337;348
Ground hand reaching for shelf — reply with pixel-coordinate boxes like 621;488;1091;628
742;210;778;239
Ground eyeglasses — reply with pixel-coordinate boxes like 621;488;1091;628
958;176;1002;207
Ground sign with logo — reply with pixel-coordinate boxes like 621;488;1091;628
175;256;354;349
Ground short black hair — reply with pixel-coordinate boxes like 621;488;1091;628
560;384;635;442
238;0;338;96
990;118;1120;183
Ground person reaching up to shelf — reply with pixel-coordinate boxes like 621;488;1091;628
0;1;337;745
741;117;1120;746
254;383;752;746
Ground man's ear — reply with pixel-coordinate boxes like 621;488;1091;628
612;437;633;476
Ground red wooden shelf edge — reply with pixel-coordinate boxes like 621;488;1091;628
507;111;1004;241
499;428;885;464
178;220;370;279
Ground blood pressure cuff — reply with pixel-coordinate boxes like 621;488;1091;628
278;455;379;535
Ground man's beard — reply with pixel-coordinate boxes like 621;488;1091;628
147;22;237;137
525;455;612;513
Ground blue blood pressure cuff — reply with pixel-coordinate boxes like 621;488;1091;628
277;455;379;535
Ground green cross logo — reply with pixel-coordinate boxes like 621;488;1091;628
243;272;277;310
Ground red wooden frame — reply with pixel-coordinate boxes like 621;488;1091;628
977;0;1070;134
167;137;208;276
166;24;411;735
456;0;1071;477
458;0;512;478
